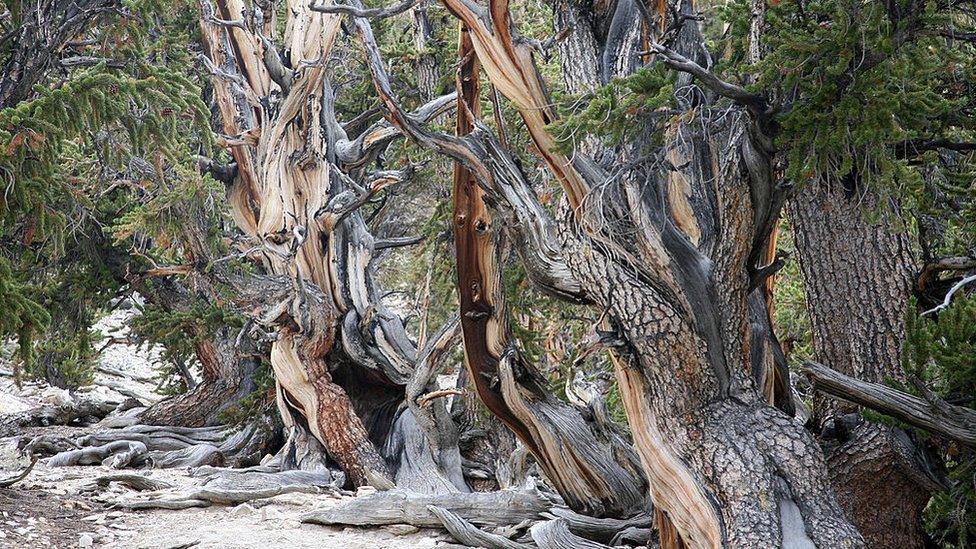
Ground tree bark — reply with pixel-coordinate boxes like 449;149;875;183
789;180;934;547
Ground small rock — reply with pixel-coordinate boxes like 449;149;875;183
356;486;377;496
385;524;420;536
78;533;94;547
106;511;124;518
229;503;255;516
280;520;302;529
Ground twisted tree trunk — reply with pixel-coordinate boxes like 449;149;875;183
198;0;465;491
355;0;861;543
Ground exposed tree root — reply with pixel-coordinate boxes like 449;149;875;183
427;505;529;549
530;518;612;549
42;416;279;470
301;489;552;529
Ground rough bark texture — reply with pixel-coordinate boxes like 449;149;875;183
789;181;933;547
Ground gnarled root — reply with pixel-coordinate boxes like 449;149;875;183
427;505;529;549
301;489;551;529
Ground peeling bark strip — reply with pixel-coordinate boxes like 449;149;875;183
449;23;647;519
441;0;589;208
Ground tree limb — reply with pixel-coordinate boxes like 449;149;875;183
801;361;976;446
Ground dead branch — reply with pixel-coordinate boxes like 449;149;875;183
427;505;530;549
802;361;976;446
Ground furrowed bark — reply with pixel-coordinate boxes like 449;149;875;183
789;181;934;547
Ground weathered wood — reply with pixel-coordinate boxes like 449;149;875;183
48;440;148;467
301;489;551;528
546;507;651;544
0;457;37;488
530;518;612;549
427;505;529;549
802;361;976;446
90;473;174;492
0;398;116;437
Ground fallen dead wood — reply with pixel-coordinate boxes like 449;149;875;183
530;518;612;549
427;505;529;549
301;489;551;529
802;361;976;446
106;469;340;510
0;398;116;438
545;507;651;544
0;457;37;488
89;473;174;492
47;440;148;467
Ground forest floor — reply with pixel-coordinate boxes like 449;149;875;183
0;307;457;549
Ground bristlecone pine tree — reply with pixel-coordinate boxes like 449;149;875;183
3;0;976;547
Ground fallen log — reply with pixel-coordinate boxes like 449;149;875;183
301;489;551;529
0;399;116;437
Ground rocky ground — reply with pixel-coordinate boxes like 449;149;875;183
0;308;457;549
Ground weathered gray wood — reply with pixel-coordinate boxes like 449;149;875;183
91;473;174;492
48;440;147;467
802;361;976;446
546;507;651;544
427;505;530;549
0;399;116;437
302;489;551;529
530;518;612;549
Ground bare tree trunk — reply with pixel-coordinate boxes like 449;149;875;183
789;181;939;547
197;0;465;491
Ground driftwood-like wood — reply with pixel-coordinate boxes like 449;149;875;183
0;398;115;438
107;469;339;510
545;507;651;544
89;473;174;492
427;505;529;549
48;440;148;467
802;361;976;446
301;489;551;528
530;518;612;549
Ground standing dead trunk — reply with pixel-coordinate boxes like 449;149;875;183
197;0;466;491
448;24;647;518
789;181;941;547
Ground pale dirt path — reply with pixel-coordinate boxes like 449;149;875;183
0;456;454;549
